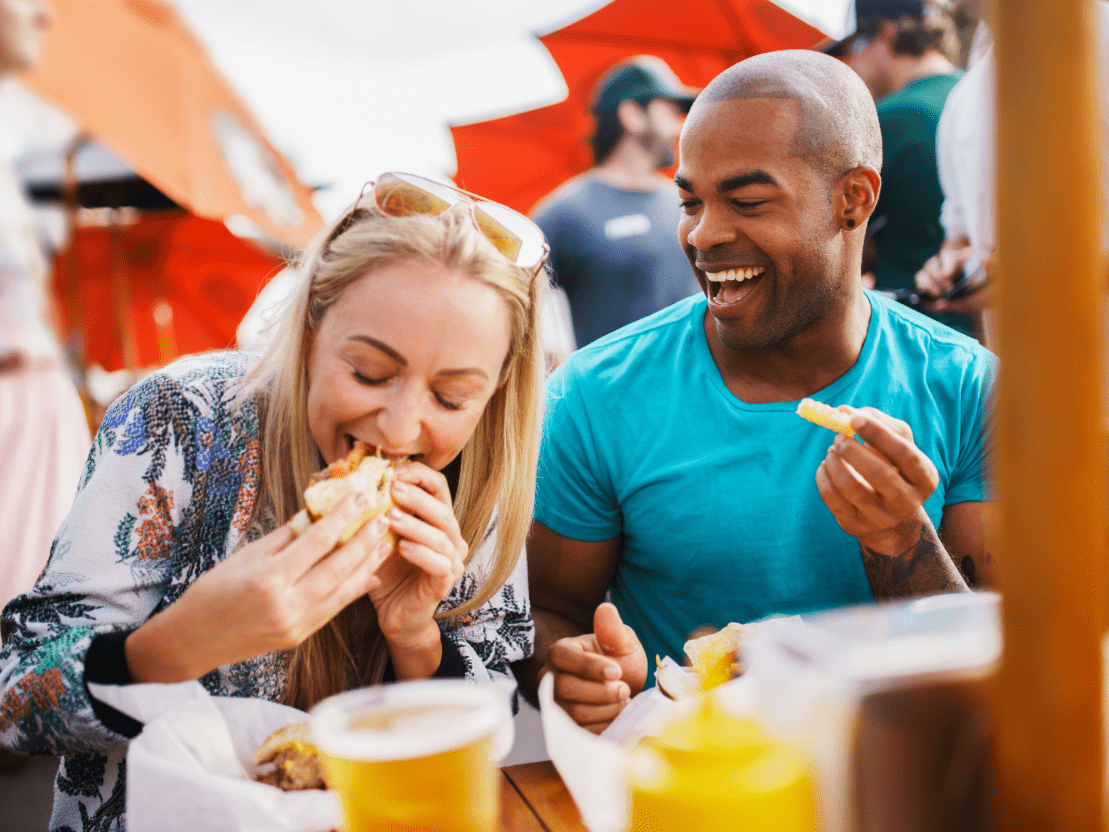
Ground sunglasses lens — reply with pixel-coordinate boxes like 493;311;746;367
473;201;546;270
373;173;455;218
371;172;547;271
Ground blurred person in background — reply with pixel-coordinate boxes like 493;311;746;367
532;56;702;349
914;1;1109;350
0;0;90;624
826;0;975;338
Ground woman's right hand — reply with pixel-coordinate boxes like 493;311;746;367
124;492;394;683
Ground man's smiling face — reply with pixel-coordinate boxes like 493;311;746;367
676;96;846;354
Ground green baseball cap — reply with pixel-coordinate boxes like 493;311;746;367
590;56;699;114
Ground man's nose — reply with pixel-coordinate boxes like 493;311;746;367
685;204;739;251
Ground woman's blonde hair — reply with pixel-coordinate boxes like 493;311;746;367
244;200;547;710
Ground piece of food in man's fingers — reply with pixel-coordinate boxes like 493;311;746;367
253;722;327;791
796;397;856;435
287;440;402;548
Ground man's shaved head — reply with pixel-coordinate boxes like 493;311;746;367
693;50;882;184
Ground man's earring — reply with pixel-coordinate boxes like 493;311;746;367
846;219;856;228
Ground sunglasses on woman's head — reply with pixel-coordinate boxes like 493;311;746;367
340;172;549;276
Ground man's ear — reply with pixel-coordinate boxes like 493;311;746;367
835;165;880;231
616;99;649;135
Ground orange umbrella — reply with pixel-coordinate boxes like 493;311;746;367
52;212;282;372
450;0;826;215
23;0;323;250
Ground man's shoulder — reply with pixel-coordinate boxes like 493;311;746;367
554;297;701;386
531;174;600;219
869;292;993;373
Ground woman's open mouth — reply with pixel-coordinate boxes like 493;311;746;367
704;267;766;306
344;434;416;462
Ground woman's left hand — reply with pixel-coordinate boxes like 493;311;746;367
368;461;468;677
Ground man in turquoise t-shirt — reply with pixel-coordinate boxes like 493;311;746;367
514;51;995;733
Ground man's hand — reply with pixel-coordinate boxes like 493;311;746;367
815;408;968;597
543;602;648;734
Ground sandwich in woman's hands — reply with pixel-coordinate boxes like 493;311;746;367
287;440;402;548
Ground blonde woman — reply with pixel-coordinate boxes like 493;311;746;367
0;173;548;830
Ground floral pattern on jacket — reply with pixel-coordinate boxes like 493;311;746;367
0;352;534;832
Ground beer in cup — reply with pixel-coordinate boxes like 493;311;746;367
310;679;514;832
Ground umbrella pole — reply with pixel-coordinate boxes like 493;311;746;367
61;135;88;379
991;1;1107;829
109;209;140;374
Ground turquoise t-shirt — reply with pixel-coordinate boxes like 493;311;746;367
535;291;995;671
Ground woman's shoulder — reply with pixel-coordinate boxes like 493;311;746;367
97;351;262;442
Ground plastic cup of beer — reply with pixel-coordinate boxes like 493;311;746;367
309;679;514;832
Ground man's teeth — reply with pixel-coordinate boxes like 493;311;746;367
705;267;766;283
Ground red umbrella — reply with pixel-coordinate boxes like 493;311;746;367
450;0;826;215
52;212;282;372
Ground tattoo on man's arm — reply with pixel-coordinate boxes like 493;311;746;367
861;524;970;600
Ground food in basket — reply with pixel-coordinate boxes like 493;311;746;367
795;398;856;435
684;622;748;688
253;722;327;791
287;440;402;548
656;623;749;699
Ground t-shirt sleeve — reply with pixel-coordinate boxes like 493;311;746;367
533;362;622;541
945;346;998;505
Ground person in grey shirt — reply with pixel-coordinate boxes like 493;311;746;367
533;56;702;348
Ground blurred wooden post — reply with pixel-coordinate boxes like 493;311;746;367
992;1;1107;829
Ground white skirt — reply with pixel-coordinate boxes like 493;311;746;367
0;362;92;618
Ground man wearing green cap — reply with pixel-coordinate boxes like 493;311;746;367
533;56;702;348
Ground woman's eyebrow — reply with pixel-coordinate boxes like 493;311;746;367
437;367;490;381
349;336;489;381
349;335;406;365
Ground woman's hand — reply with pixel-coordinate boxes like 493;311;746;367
368;461;468;679
125;492;394;683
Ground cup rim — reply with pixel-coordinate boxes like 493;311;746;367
309;679;508;761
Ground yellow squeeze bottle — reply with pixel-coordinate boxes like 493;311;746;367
626;694;819;832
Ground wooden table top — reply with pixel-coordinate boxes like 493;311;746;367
499;760;589;832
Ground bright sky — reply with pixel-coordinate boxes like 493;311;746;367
0;0;849;222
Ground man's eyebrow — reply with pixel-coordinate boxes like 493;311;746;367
675;170;780;193
719;171;779;191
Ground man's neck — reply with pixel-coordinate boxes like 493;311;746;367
705;288;873;404
591;140;669;192
886;52;957;96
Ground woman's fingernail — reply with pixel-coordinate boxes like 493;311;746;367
371;516;388;534
617;684;630;701
354;492;369;508
388;508;405;521
392;480;409;495
602;664;620;680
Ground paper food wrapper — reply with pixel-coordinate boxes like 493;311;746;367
539;597;1002;832
88;680;342;832
537;649;764;832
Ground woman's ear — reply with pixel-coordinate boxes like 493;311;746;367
836;165;880;232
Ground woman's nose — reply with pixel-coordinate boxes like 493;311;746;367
375;389;423;449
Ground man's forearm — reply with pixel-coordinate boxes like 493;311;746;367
513;607;589;708
859;520;969;600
